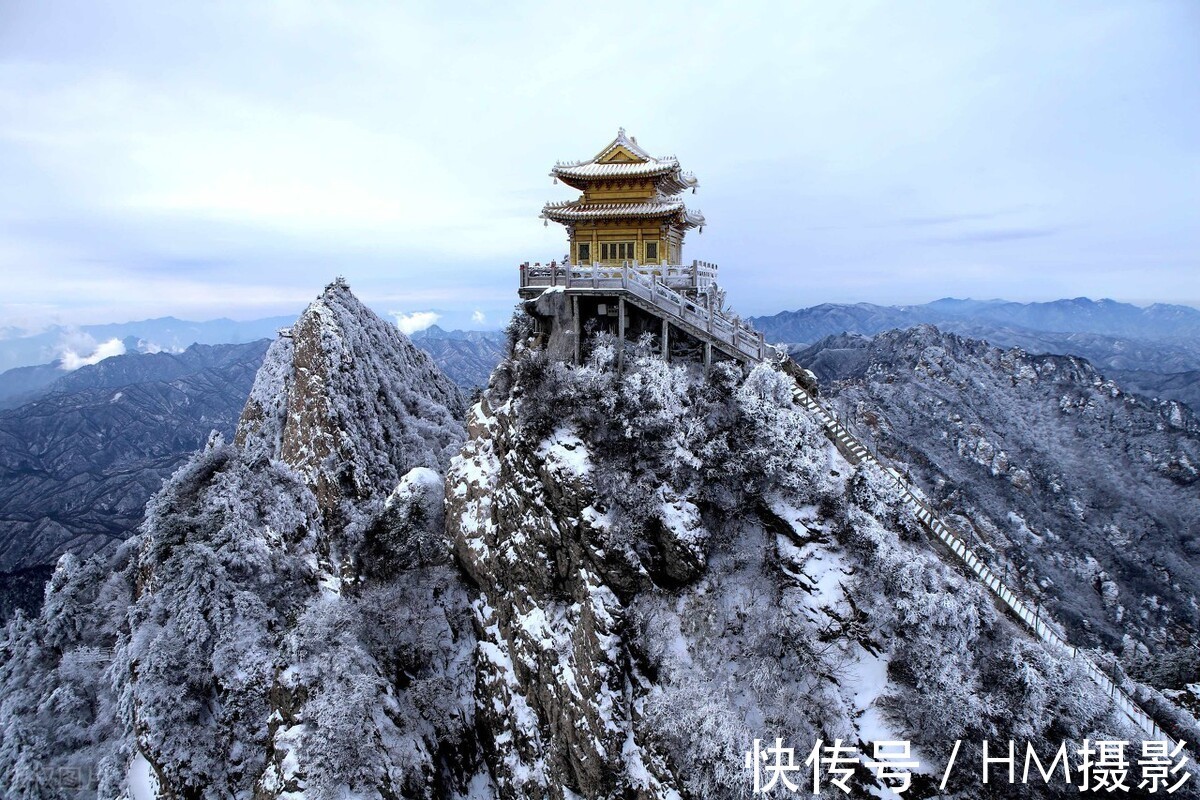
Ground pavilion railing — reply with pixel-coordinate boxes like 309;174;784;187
521;260;718;293
519;260;773;363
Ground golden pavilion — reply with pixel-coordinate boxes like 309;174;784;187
542;128;705;268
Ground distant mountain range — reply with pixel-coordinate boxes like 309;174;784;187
752;297;1200;345
0;325;508;616
0;314;297;374
751;297;1200;409
0;316;506;401
0;340;271;577
408;325;507;391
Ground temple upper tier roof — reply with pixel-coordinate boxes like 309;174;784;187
551;128;699;195
541;197;705;229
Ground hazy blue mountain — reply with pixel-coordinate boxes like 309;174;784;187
753;296;1200;346
755;297;1200;410
1109;368;1200;412
0;314;296;372
0;362;66;409
409;324;507;390
751;301;923;344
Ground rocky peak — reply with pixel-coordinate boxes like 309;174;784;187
236;278;466;524
443;328;1163;798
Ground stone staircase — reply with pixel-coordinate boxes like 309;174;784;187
786;374;1184;750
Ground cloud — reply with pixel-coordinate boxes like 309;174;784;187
2;2;1198;321
896;210;1014;227
927;227;1062;245
391;310;440;335
471;309;486;325
58;335;125;370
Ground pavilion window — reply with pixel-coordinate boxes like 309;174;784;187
578;242;591;262
645;241;658;261
600;242;636;260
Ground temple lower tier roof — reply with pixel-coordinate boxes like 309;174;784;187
541;199;705;229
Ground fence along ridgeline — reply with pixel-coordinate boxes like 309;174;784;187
787;374;1183;751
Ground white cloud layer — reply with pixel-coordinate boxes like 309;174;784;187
392;311;440;335
0;1;1197;327
58;336;126;370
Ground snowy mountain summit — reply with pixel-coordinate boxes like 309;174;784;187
0;281;479;798
2;284;1198;799
236;277;466;528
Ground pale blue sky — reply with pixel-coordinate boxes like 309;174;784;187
1;0;1197;331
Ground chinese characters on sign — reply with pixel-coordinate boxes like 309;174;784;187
744;738;1192;794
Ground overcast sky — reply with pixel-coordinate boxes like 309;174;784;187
1;0;1198;332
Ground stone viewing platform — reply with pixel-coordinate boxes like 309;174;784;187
518;258;770;365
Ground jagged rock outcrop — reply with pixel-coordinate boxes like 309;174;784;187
0;280;481;799
446;327;1164;799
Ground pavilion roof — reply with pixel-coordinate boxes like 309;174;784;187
541;198;705;229
551;129;699;194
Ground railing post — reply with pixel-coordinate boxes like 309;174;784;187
617;296;626;372
572;294;581;365
550;261;556;287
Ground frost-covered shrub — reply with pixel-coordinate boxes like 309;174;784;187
499;319;843;560
727;363;836;504
118;445;318;798
0;541;136;799
357;467;449;578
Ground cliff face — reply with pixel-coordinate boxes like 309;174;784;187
446;329;1150;799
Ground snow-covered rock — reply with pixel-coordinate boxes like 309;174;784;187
445;326;1155;799
0;280;481;799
